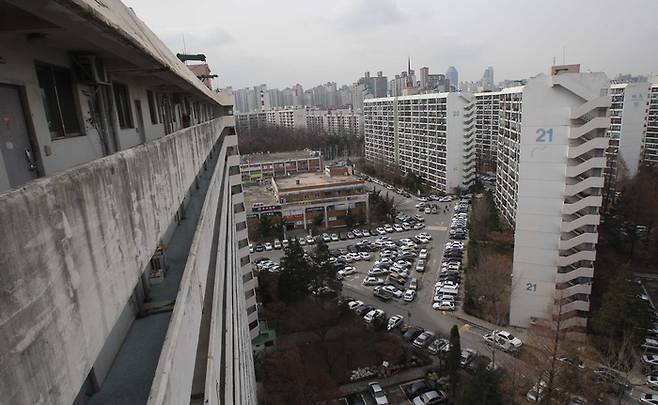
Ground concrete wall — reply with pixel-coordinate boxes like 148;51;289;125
0;117;228;405
146;133;231;405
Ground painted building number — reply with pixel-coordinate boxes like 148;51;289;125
526;282;537;292
535;128;554;142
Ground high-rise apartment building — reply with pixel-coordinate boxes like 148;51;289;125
446;66;459;91
364;93;476;193
419;67;429;89
603;82;650;205
481;66;495;90
643;79;658;164
0;1;257;404
493;72;611;329
474;91;503;173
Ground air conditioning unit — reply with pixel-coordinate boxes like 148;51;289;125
71;53;110;85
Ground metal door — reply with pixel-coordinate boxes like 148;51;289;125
134;99;146;144
0;84;38;187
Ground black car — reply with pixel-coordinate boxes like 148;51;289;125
355;304;374;316
402;327;425;343
406;380;432;399
339;233;348;240
255;244;265;252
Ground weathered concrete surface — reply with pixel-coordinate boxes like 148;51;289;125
0;117;228;405
146;134;233;405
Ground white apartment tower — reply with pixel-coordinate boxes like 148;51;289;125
643;80;658;164
495;73;611;329
364;93;476;193
474;91;503;173
603;82;650;205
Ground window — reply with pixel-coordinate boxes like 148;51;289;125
147;90;158;125
236;221;246;231
249;320;259;330
240;255;250;266
35;63;82;139
242;271;254;282
247;304;257;315
113;82;133;128
245;288;255;299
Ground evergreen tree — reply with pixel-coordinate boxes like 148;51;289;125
278;239;314;303
313;240;342;295
446;325;462;396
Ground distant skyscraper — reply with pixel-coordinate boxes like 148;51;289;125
446;66;458;91
419;67;429;89
481;66;494;90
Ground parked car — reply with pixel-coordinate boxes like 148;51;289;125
249;244;254;253
413;331;436;349
363;276;385;286
347;300;364;310
402;327;424;343
394;224;404;232
483;330;523;352
384;224;395;233
403;289;416;302
369;382;389;405
306;235;315;244
412;390;447;405
255;244;265;252
433;301;455;311
273;239;282;249
409;278;418;290
382;284;404;299
387;314;404;331
419;249;428;259
460;349;477;367
640;394;658;405
415;260;425;272
347;232;355;239
265;242;273;251
360;252;372;261
364;309;385;323
427;338;448;355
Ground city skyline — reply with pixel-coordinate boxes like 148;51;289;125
124;0;658;89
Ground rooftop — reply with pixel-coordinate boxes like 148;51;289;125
240;150;321;164
274;172;362;192
244;184;279;207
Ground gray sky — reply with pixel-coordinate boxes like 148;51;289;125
124;0;658;90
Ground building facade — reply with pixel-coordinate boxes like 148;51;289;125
0;1;257;404
643;80;658;165
474;91;502;174
446;66;459;91
244;167;369;233
239;150;324;182
603;82;650;206
364;93;476;193
494;72;611;329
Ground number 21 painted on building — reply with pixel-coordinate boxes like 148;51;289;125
536;128;554;142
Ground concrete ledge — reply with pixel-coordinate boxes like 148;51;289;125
0;118;227;405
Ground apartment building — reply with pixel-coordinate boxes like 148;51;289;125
237;107;363;135
474;91;503;174
240;149;324;182
602;82;650;205
644;80;658;164
236;111;268;133
493;72;611;329
307;108;363;135
0;1;257;404
364;93;476;193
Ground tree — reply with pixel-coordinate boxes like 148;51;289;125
464;251;511;325
446;325;462;396
460;364;503;405
590;265;650;354
312;213;325;233
258;215;273;239
313;240;342;295
344;212;355;229
278;239;316;303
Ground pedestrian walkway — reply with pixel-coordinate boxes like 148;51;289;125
338;361;438;396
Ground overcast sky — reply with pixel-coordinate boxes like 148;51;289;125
124;0;658;90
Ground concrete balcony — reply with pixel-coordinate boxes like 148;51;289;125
567;138;609;159
557;250;597;267
556;267;594;283
560;300;590;314
568;116;610;139
562;195;603;215
556;283;592;298
561;214;600;232
559;316;588;329
559;232;599;250
570;95;612;119
564;176;605;196
565;157;607;177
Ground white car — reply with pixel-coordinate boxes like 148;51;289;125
413;222;425;230
412;390;446;405
306;235;314;244
643;353;658;366
362;229;371;237
483;330;523;352
359;252;372;261
273;239;282;249
369;382;389;405
393;224;404;232
419;249;428;259
439;196;452;202
264;242;273;251
417;196;428;202
424;207;432;214
364;309;385;323
282;239;289;248
348;252;361;261
249;244;254;253
338;266;356;278
348;300;364;310
641;394;658;405
377;227;387;235
384;224;394;233
403;289;416;302
415;261;425;272
387;314;404;330
382;285;404;299
418;232;432;240
429;194;440;201
331;233;339;241
363;276;385;286
647;375;658;388
322;233;331;242
433;301;455;311
369;267;389;277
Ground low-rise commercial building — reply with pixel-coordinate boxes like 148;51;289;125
239;150;323;182
364;93;476;193
494;72;611;330
244;165;368;234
